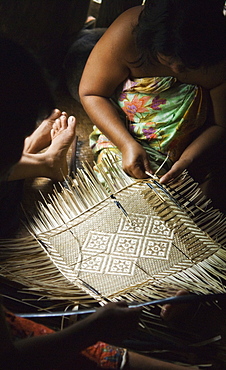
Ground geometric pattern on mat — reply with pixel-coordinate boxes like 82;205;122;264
1;155;226;305
31;179;222;300
1;157;225;369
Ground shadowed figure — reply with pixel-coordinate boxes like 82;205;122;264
0;0;90;83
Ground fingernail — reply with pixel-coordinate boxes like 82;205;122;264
160;306;171;320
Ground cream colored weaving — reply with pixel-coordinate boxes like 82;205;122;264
1;154;225;305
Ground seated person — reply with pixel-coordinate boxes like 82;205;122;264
79;0;226;214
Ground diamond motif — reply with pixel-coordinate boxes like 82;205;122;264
75;253;107;273
118;214;148;235
105;256;136;275
82;231;113;254
147;219;173;238
141;238;172;259
112;234;141;257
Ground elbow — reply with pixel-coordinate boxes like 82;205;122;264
78;86;96;110
78;84;85;107
78;84;91;109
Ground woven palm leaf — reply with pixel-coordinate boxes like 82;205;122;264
1;152;225;305
1;153;226;366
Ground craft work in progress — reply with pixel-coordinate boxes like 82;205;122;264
1;153;225;307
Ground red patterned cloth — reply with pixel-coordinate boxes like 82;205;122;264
5;310;54;339
82;341;127;369
5;310;127;369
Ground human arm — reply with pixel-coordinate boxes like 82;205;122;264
128;351;198;370
79;6;152;179
160;82;226;184
0;301;140;370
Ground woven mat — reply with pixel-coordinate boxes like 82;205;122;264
29;180;222;302
1;153;226;368
3;154;222;306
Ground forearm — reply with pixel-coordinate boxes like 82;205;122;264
2;302;141;370
0;303;96;370
179;124;226;165
128;351;198;370
81;95;154;177
81;95;136;151
12;316;100;370
160;124;226;183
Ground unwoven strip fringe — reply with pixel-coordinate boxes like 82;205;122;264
0;152;226;306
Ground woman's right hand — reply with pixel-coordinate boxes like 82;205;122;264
121;141;152;179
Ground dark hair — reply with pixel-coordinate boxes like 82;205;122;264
0;37;55;175
134;0;226;69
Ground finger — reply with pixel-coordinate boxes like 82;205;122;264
124;162;149;179
160;290;189;321
159;171;175;184
114;301;128;308
160;162;183;184
131;167;148;179
143;158;153;176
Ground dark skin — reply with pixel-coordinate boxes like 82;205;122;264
79;6;226;189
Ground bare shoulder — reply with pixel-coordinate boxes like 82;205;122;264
96;6;143;57
80;6;143;97
106;5;143;32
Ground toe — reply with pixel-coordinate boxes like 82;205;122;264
50;109;61;119
60;114;68;129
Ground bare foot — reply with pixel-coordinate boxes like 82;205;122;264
24;109;62;154
43;114;76;181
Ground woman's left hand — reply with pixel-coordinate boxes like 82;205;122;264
160;157;192;184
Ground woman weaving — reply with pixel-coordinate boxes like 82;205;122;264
79;0;226;214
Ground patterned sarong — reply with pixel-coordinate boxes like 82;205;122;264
90;77;207;176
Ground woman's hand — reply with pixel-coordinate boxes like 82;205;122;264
121;141;153;179
160;157;192;184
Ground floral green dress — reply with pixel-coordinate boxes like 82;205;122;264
90;76;207;176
